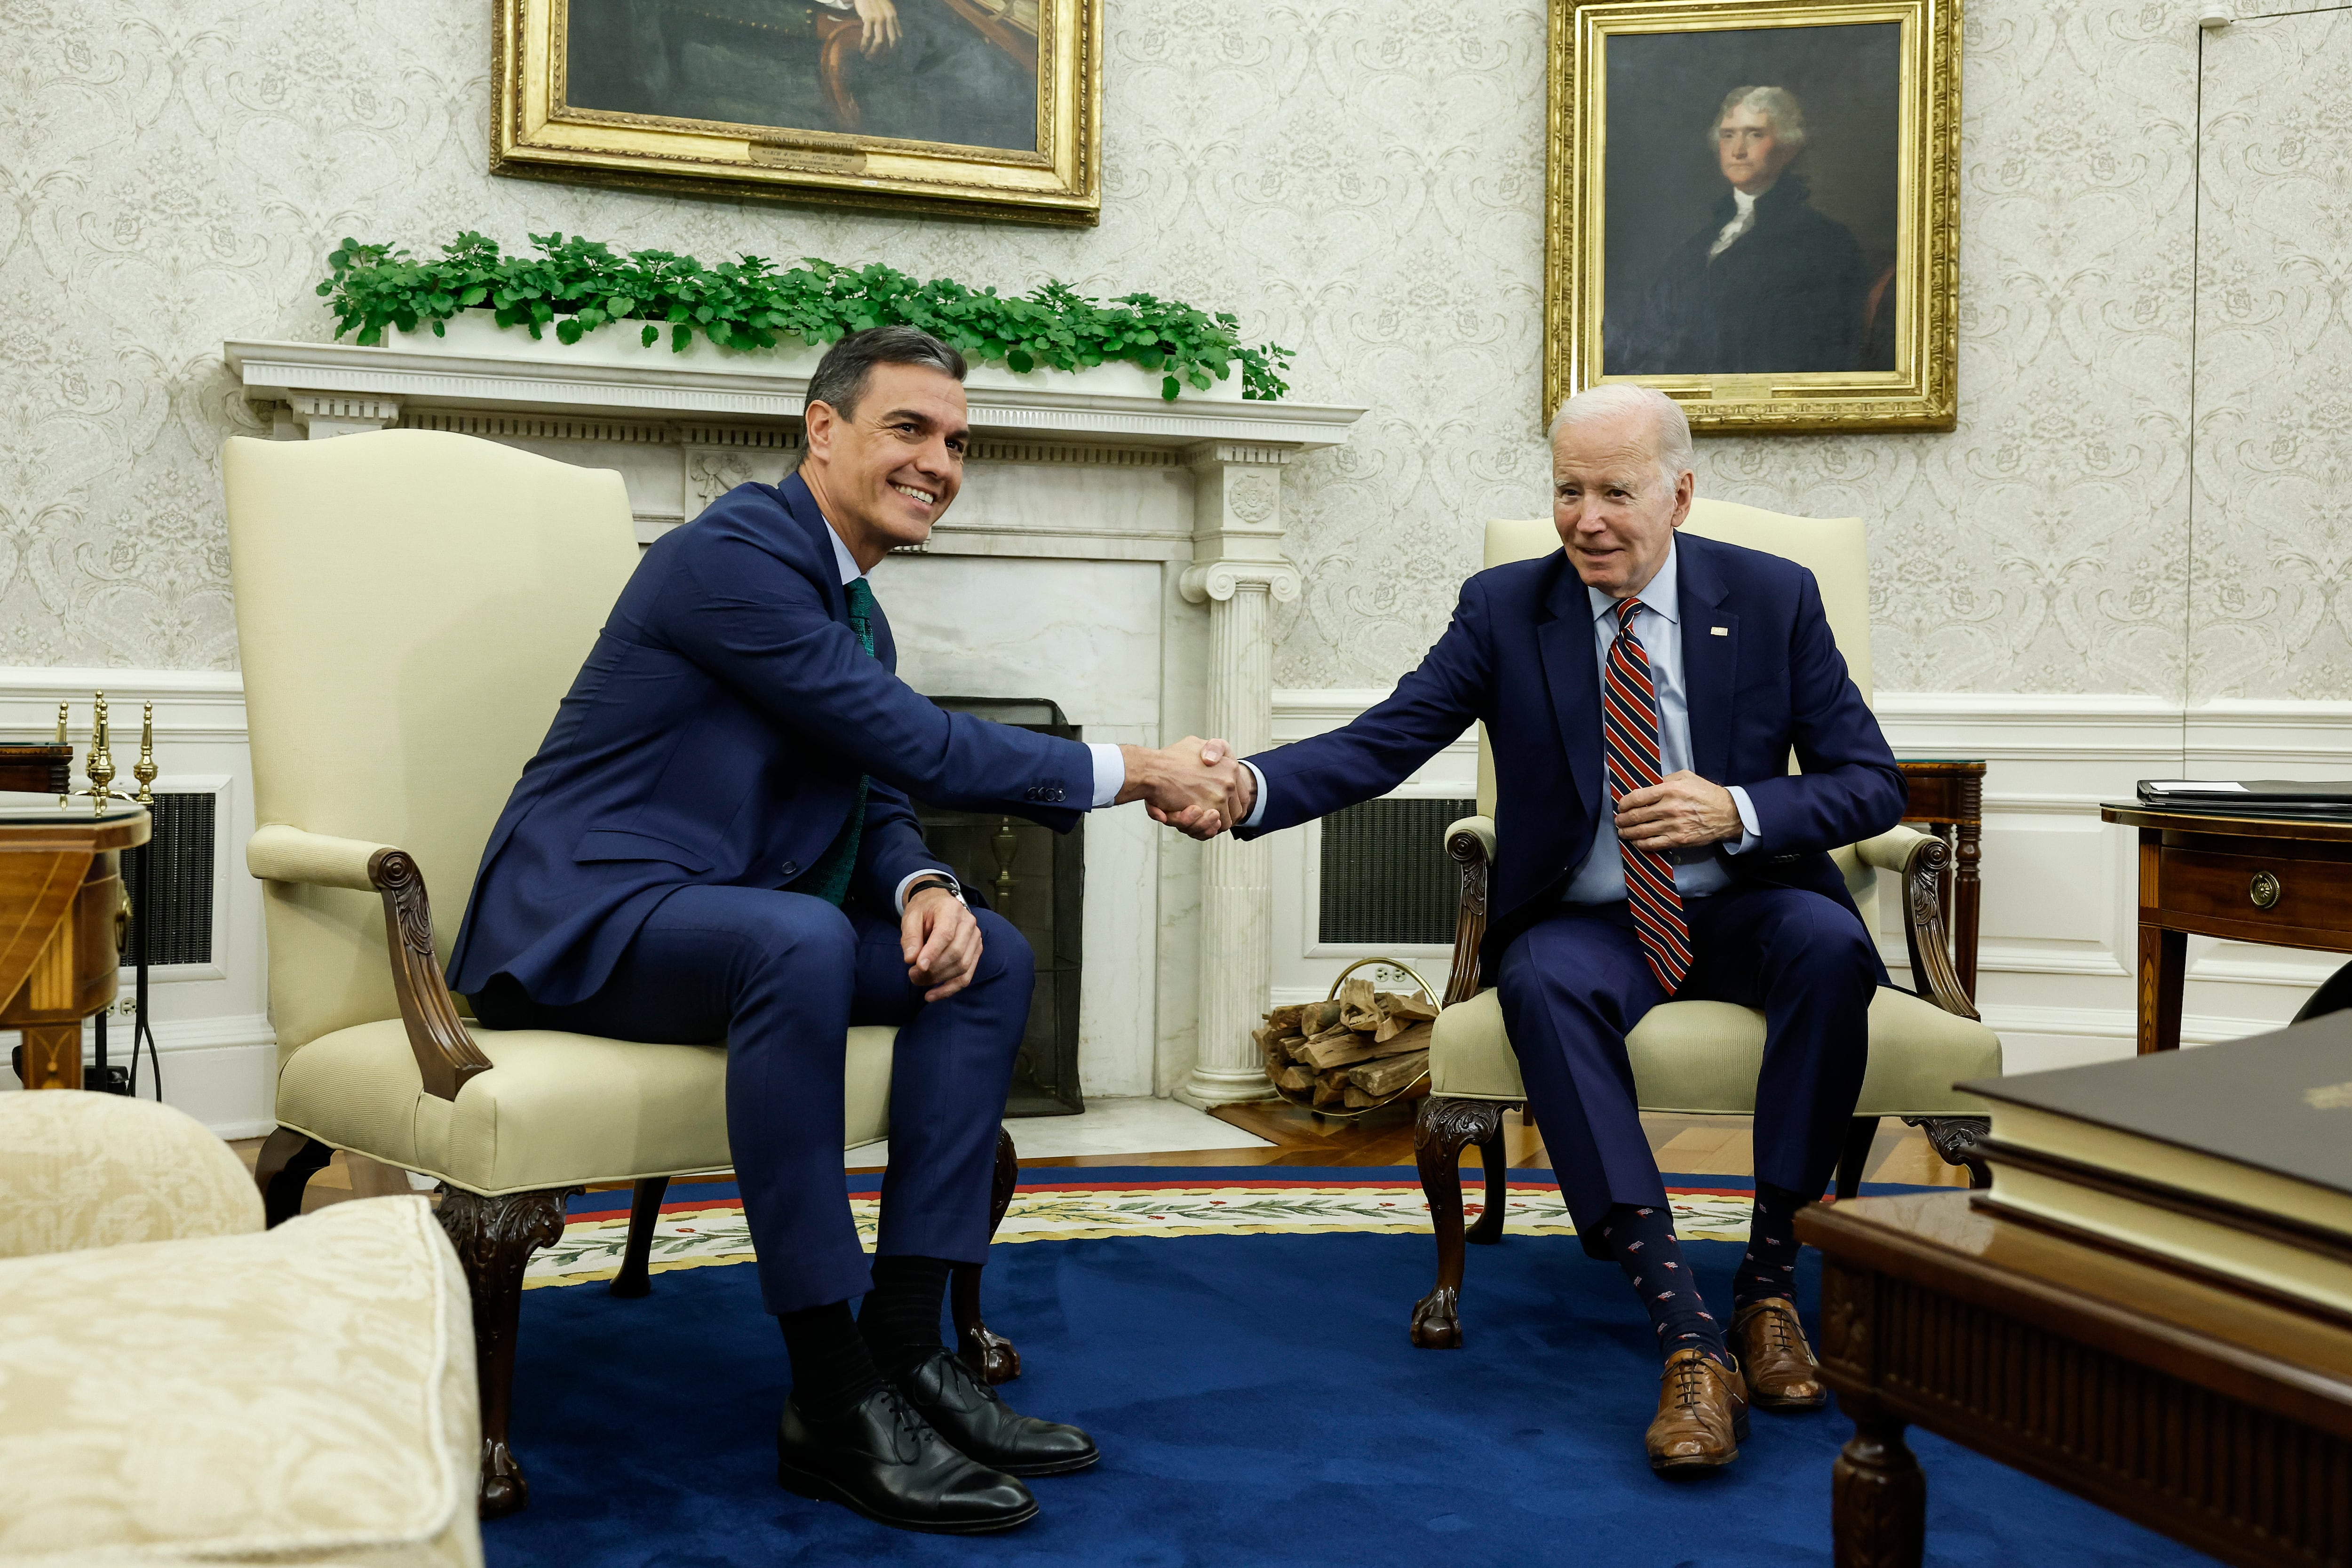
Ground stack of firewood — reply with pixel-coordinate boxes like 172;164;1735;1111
1256;977;1440;1111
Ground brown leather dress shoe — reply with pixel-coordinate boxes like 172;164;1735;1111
1731;1297;1828;1412
1645;1347;1749;1476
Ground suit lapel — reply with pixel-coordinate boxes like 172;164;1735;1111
1535;560;1603;827
774;472;849;624
1677;535;1738;784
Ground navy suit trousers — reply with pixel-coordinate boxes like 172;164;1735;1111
1495;885;1875;1256
475;885;1030;1314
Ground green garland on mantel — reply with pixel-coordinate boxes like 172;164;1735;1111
317;231;1292;402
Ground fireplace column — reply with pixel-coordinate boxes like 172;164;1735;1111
1176;443;1299;1107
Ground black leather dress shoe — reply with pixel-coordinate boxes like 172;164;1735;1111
776;1384;1037;1534
893;1348;1100;1477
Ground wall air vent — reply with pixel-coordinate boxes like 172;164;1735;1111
1317;796;1477;947
122;792;215;967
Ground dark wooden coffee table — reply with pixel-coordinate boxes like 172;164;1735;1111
1798;1190;2352;1568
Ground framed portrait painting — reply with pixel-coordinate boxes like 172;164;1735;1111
491;0;1101;225
1545;0;1960;432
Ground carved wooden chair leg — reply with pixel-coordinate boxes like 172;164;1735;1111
1411;1097;1504;1348
608;1176;670;1298
252;1127;334;1228
954;1128;1024;1385
1903;1114;1991;1189
1834;1116;1882;1201
438;1186;575;1520
1465;1107;1513;1246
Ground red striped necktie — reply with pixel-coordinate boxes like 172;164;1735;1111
1603;597;1692;994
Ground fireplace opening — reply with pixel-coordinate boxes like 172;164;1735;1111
915;697;1084;1117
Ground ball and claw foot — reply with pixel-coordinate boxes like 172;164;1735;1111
1410;1285;1463;1348
478;1438;530;1520
960;1321;1023;1385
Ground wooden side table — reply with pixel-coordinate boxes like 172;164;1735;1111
0;793;149;1088
1898;758;1984;1002
1801;1190;2352;1568
0;743;73;795
2101;804;2352;1054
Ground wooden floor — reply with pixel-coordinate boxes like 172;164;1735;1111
233;1105;1969;1215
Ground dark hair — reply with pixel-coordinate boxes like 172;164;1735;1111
805;325;967;422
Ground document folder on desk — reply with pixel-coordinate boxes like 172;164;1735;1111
2135;780;2352;819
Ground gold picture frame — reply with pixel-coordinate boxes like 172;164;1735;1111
1545;0;1959;433
492;0;1101;226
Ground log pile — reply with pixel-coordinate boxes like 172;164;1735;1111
1256;978;1440;1111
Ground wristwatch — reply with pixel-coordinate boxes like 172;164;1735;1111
903;872;962;906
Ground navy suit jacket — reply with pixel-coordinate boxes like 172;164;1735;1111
1237;533;1906;973
448;472;1095;1007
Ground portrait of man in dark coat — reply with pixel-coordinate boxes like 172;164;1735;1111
1605;86;1873;376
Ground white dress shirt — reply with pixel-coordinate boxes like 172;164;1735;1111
1235;542;1761;897
826;525;1126;911
1708;186;1763;261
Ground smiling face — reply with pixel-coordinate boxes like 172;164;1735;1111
798;361;969;570
1716;104;1796;194
1552;410;1693;599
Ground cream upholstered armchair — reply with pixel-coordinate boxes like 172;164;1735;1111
222;430;1022;1520
1407;502;2000;1347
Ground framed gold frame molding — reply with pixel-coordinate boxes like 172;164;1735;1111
1545;0;1960;433
491;0;1102;226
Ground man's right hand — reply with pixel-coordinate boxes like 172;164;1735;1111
1118;737;1250;840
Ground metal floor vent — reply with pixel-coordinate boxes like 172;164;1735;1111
123;792;215;967
1317;796;1477;947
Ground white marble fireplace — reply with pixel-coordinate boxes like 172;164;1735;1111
225;325;1365;1103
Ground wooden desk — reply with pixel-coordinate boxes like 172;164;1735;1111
1800;1190;2352;1568
1898;759;1985;1002
2102;804;2352;1054
0;793;149;1089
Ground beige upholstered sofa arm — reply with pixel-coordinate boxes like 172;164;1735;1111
1854;823;1932;875
247;823;397;890
246;824;493;1102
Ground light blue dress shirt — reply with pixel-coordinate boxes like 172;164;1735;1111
1235;541;1761;898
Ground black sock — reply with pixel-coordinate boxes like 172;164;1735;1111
859;1255;954;1377
1733;1181;1813;1309
777;1300;884;1422
1601;1202;1729;1367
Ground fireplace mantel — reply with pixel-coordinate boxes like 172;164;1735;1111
222;329;1365;1107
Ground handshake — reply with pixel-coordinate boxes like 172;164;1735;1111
1116;737;1256;841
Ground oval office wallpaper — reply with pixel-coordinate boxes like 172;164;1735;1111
8;0;2352;1564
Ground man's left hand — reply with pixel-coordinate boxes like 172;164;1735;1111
903;885;982;1002
1615;770;1741;852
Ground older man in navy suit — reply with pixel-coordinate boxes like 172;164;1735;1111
450;326;1247;1535
1214;383;1904;1475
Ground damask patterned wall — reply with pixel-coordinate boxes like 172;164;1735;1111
0;0;2286;700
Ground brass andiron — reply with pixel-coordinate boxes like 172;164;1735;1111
54;702;67;745
991;816;1020;916
133;703;157;806
68;691;138;815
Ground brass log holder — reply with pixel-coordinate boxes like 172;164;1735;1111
1268;956;1441;1122
56;693;159;1097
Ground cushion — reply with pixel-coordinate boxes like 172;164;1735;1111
277;1022;898;1196
0;1195;480;1567
1430;986;1999;1116
0;1094;262;1259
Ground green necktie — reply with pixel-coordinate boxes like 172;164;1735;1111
800;577;875;907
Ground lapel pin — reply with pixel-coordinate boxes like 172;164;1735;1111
1710;626;1729;637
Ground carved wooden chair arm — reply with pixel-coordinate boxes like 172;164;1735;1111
1442;814;1494;1007
247;823;493;1101
1855;825;1978;1022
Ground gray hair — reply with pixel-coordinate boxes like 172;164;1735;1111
1548;383;1695;490
1713;85;1809;153
805;325;967;421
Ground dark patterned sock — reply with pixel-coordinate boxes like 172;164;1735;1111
859;1254;955;1376
777;1299;884;1422
1600;1202;1729;1367
1733;1180;1813;1309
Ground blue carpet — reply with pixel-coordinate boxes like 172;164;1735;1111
488;1195;2218;1566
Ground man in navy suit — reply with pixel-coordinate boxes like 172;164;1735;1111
1216;383;1904;1474
450;326;1248;1534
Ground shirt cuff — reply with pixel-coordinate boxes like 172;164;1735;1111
1726;785;1761;854
1240;760;1270;829
893;869;964;915
1087;742;1125;810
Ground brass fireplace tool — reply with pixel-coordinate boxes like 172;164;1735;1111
59;692;156;814
56;692;160;1098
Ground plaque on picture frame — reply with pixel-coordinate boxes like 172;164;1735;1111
1545;0;1960;433
491;0;1101;226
